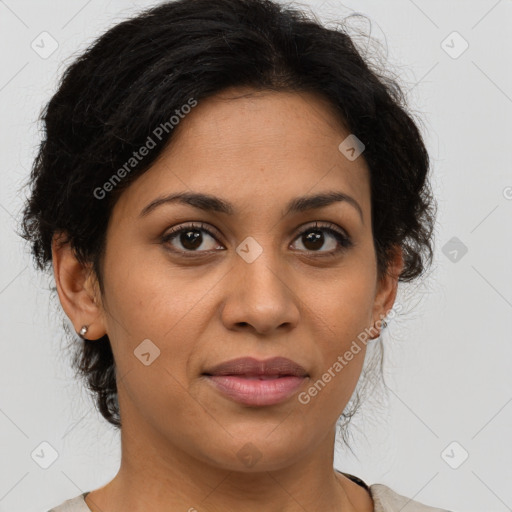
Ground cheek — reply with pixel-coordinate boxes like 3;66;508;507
299;274;375;411
307;269;375;345
100;247;213;376
101;257;214;428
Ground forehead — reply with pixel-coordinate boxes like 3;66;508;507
113;88;371;221
169;87;353;159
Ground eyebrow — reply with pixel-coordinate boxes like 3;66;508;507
139;190;363;223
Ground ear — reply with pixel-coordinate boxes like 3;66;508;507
371;245;404;332
51;231;106;340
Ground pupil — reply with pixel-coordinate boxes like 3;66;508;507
181;230;202;250
178;229;326;251
304;230;323;250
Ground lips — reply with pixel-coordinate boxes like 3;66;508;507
202;357;309;406
202;356;308;378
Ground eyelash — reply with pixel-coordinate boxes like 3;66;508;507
161;221;353;258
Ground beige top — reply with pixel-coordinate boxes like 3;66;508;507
47;473;453;512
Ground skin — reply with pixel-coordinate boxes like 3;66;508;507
52;86;403;512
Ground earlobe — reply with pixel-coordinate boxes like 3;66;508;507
51;232;106;340
372;245;404;330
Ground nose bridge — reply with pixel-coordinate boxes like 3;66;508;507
237;235;288;300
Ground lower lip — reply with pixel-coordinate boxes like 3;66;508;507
204;375;307;406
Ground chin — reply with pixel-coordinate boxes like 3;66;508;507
193;434;309;473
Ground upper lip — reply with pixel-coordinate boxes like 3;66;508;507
203;356;308;377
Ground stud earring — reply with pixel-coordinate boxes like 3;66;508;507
78;325;89;340
369;318;388;341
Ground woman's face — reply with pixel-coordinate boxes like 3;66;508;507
77;87;401;472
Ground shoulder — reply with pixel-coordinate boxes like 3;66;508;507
45;483;455;512
46;492;90;512
369;483;454;512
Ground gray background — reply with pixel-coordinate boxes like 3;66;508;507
1;1;511;511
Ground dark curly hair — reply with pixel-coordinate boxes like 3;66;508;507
19;0;436;445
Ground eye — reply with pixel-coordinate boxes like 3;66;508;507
161;222;224;256
161;221;353;257
291;221;353;256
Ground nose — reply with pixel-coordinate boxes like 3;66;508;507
220;249;300;336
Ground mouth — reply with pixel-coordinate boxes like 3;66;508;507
214;374;295;380
202;356;309;406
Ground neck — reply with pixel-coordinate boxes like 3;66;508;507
84;422;373;512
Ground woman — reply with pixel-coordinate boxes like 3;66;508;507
21;0;451;510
